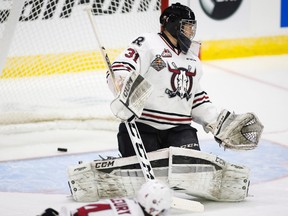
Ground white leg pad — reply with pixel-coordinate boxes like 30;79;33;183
68;163;99;202
67;147;250;202
68;149;169;202
168;147;250;201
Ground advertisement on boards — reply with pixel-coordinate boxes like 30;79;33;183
170;0;250;40
281;0;288;27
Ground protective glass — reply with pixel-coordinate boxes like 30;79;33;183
179;19;197;40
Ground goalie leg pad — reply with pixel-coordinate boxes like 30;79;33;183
68;149;169;202
219;163;250;201
68;163;146;202
168;147;250;201
67;147;250;202
68;163;99;202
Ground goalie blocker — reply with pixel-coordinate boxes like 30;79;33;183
68;147;250;203
110;71;153;121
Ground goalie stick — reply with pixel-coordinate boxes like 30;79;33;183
85;9;204;213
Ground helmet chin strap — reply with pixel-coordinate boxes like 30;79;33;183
177;31;192;54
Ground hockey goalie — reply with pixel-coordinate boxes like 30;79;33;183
107;2;264;157
67;1;264;210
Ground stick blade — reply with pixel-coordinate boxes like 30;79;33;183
171;197;204;212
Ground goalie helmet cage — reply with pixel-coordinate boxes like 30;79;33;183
0;0;168;134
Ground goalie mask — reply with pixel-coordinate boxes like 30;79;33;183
136;180;173;216
160;2;197;54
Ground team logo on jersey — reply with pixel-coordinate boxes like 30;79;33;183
165;62;196;100
161;49;172;57
151;55;166;71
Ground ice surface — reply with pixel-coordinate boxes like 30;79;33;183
0;55;287;216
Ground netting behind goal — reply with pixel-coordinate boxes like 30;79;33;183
0;0;163;133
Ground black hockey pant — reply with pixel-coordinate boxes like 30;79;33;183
117;122;200;157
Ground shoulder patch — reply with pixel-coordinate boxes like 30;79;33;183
151;55;166;71
161;49;172;57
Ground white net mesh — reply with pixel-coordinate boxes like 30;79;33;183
0;0;162;133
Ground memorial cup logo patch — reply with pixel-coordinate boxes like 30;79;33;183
151;55;166;71
165;63;196;100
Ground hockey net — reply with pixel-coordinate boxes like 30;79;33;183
0;0;163;134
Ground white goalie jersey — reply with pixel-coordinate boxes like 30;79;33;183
107;32;218;130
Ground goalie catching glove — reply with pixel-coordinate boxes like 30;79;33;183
110;71;153;121
206;109;264;150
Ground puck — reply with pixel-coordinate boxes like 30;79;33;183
57;148;67;152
